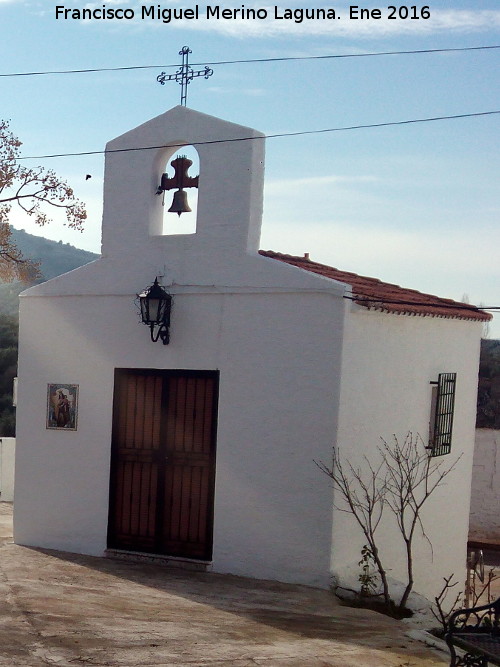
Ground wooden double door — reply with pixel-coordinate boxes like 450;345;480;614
107;369;218;560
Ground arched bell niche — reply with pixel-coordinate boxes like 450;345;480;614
160;145;199;235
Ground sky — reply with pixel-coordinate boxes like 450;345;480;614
1;0;499;333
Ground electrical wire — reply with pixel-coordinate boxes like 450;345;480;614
2;48;497;313
0;45;499;78
197;44;500;66
14;110;500;161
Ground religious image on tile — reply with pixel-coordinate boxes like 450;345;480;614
46;384;79;430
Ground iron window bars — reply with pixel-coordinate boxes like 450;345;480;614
429;372;457;457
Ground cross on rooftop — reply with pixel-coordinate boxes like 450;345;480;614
157;46;214;106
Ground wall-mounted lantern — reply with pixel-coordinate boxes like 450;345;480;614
156;155;199;216
138;278;172;345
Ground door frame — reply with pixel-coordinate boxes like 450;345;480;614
107;368;219;560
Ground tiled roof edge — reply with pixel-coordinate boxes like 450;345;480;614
259;250;491;322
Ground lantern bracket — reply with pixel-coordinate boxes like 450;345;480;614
137;278;172;345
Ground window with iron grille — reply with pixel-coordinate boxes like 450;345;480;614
428;372;457;457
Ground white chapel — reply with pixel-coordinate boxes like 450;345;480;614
13;106;489;601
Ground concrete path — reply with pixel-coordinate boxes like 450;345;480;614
0;504;448;666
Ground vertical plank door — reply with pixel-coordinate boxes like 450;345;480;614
108;370;218;560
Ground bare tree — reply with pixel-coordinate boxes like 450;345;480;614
317;432;460;612
381;433;460;609
0;119;86;281
431;574;463;635
432;564;500;635
316;449;392;607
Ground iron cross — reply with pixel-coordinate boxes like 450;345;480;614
157;46;213;106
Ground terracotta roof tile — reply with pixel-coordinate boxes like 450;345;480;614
259;250;491;322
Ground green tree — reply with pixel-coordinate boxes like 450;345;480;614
0;119;86;282
0;316;18;436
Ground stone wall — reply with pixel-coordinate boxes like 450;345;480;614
469;429;500;544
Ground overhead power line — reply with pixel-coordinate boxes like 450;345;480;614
15;110;500;162
201;44;500;65
0;45;499;78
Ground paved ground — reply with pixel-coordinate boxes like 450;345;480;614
0;504;448;666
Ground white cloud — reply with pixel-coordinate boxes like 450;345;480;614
266;174;380;191
69;2;500;38
165;8;500;39
84;0;131;7
207;86;266;97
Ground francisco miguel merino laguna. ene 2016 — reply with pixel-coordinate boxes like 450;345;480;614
55;4;341;23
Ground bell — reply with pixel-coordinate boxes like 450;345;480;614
168;189;191;216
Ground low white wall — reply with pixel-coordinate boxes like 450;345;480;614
469;429;500;544
0;438;15;502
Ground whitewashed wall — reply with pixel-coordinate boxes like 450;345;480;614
14;107;347;589
469;429;500;544
14;105;483;595
332;307;482;603
0;437;15;502
14;289;345;587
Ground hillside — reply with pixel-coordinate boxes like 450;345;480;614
0;228;99;318
0;229;99;435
